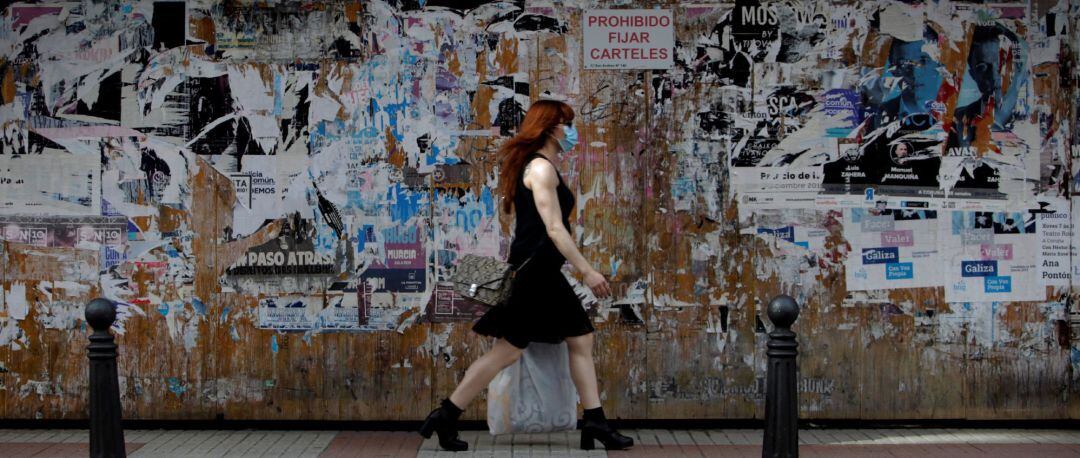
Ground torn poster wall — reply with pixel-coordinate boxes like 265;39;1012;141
693;1;1047;213
0;0;1076;422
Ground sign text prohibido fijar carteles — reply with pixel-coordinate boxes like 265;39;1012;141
584;9;674;70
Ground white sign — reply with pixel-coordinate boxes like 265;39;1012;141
1037;210;1073;285
584;10;674;70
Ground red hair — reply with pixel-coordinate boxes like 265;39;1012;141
497;100;575;213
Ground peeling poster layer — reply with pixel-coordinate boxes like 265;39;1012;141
0;1;1076;421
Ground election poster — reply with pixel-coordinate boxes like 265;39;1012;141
583;9;673;69
262;291;377;332
817;114;1008;207
844;208;943;291
1035;199;1073;286
424;281;488;323
0;216;127;249
359;225;426;293
356;284;426;332
224;215;342;294
227;155;309;238
752;223;828;251
942;210;1045;303
733;164;825;211
258;295;318;330
226;235;335;276
725;64;829;212
316;289;360;330
817;3;1028;210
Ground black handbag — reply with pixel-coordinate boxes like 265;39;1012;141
450;254;533;307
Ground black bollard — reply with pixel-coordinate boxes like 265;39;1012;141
86;298;126;458
763;295;800;458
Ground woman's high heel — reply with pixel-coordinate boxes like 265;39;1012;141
579;407;633;450
418;398;468;452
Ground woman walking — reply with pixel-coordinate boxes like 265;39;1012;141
418;97;634;452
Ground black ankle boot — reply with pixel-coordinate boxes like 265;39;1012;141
579;407;633;450
418;398;468;451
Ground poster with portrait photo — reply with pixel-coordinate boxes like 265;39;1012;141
821;139;869;194
820;114;944;202
941;156;1005;200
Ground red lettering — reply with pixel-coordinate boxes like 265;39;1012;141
608;32;652;44
588;14;670;30
589;47;673;61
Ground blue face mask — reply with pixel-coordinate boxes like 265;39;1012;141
556;125;578;152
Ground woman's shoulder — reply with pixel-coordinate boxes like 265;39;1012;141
523;156;558;183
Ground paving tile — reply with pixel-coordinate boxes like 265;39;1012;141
687;429;712;446
32;430;61;442
206;430;252;456
2;442;145;457
635;429;659;447
21;429;53;442
672;429;695;445
2;428;1079;457
815;428;845;445
654;429;677;446
149;430;202;454
173;429;223;455
738;430;763;445
5;430;32;442
122;430;150;442
186;430;240;456
254;432;302;455
278;432;324;455
920;429;956;443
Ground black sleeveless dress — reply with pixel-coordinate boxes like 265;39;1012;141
471;155;595;349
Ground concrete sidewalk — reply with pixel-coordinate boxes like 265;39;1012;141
1;427;1078;457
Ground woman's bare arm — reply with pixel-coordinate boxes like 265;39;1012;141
524;159;611;297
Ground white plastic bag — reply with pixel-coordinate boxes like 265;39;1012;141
487;342;579;435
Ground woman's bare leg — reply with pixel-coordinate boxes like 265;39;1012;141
566;333;601;409
448;338;524;408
